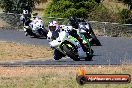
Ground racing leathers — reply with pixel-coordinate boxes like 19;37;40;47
49;26;91;60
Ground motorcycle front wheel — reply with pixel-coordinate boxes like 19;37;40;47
37;28;48;38
62;43;80;61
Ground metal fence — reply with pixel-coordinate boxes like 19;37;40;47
0;13;132;37
0;13;21;30
89;21;132;37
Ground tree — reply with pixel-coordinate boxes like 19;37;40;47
119;9;132;23
117;0;132;23
0;0;46;13
0;0;14;13
44;0;98;18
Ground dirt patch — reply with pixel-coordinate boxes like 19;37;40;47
0;41;52;61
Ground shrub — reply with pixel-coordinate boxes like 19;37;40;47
119;9;132;24
88;4;121;22
0;0;43;14
44;0;97;18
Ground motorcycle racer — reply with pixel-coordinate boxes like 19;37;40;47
68;16;92;33
48;20;59;31
68;16;79;29
20;3;31;25
23;15;32;36
67;16;92;52
23;13;47;37
68;16;101;46
31;13;41;21
49;25;93;60
47;20;60;40
78;18;101;46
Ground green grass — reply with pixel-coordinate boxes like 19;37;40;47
0;72;131;88
0;66;132;88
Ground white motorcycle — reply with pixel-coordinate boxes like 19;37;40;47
49;26;93;61
24;18;48;38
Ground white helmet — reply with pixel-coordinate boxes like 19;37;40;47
48;20;59;31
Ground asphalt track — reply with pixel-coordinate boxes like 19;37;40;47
0;29;132;65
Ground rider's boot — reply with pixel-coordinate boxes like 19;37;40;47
53;49;65;60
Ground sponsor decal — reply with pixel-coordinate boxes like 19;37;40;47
76;67;131;85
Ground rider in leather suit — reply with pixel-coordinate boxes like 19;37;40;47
67;16;90;52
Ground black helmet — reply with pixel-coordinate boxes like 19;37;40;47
69;16;77;21
78;18;86;22
68;16;79;29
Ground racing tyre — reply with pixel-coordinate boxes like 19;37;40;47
62;44;80;61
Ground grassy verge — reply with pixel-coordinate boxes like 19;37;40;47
102;0;127;13
0;19;9;28
0;65;132;88
0;41;52;61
